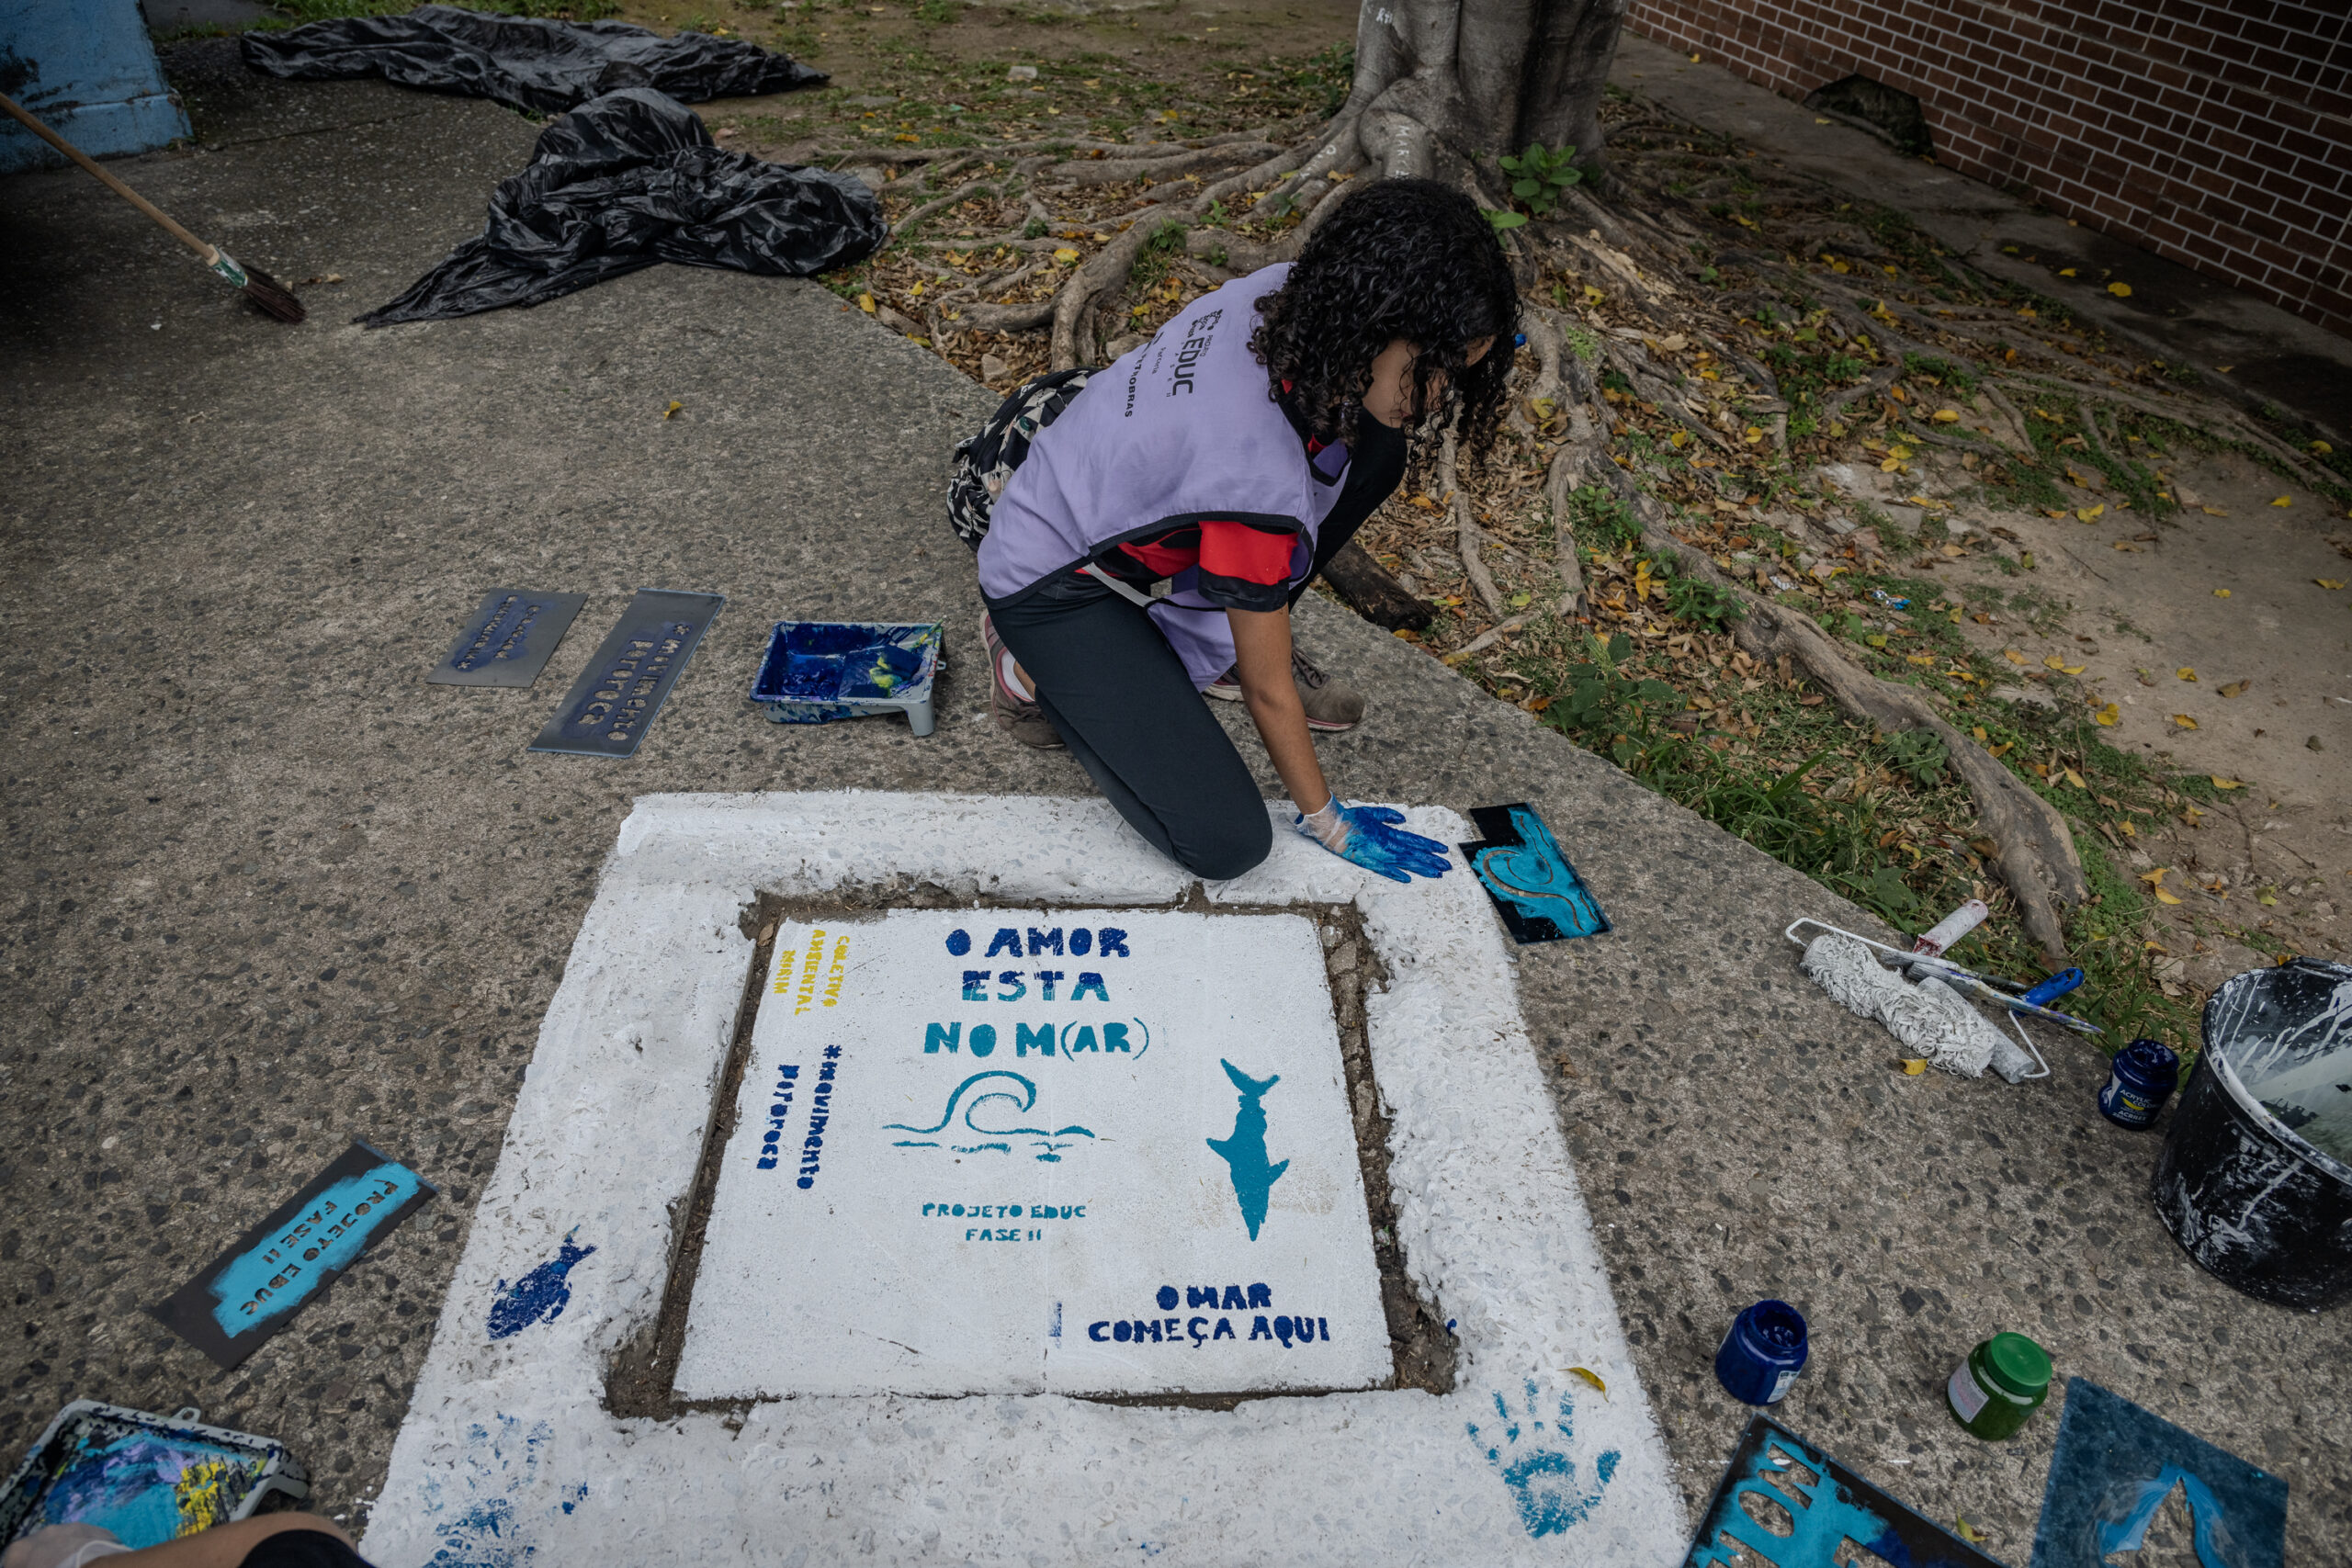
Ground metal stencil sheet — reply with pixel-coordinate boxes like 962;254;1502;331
146;1140;436;1371
1459;802;1611;944
529;589;723;759
1683;1415;2005;1568
426;588;587;688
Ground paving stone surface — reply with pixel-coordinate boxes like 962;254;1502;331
2;40;2346;1560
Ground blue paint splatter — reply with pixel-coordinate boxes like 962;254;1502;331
487;1231;596;1340
1467;1381;1620;1540
423;1417;585;1568
2098;1467;2237;1568
885;1070;1094;1161
207;1160;425;1337
1205;1060;1287;1241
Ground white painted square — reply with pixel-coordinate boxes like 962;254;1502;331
677;909;1388;1398
370;794;1684;1568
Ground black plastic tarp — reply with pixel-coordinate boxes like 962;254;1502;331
242;4;825;117
359;88;886;327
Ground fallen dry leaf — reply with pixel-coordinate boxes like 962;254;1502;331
2107;281;2132;297
1901;1059;1928;1076
2271;496;2292;507
2200;504;2229;515
2075;504;2105;522
2005;649;2029;664
2177;667;2196;681
2094;702;2120;726
2044;655;2067;671
1566;1366;1608;1398
2212;776;2244;789
2214;588;2232;597
662;400;684;420
1932;408;1960;423
2219;681;2248;697
2174;713;2199;728
2319;579;2347;590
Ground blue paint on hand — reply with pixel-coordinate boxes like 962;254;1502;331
487;1230;597;1341
1296;803;1453;884
1467;1381;1620;1540
1205;1059;1288;1240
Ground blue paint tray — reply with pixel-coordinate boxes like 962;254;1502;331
0;1401;309;1552
751;621;941;737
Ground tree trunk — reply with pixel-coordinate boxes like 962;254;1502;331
1337;0;1629;185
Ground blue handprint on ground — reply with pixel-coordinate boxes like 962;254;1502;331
1467;1380;1621;1540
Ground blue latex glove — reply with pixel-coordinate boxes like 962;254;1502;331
1295;799;1452;883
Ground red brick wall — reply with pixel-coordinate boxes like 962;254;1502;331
1621;0;2352;339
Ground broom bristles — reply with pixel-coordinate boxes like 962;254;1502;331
240;264;306;324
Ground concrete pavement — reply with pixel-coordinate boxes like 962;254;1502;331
2;39;2345;1561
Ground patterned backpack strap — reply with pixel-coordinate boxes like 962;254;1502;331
946;367;1098;553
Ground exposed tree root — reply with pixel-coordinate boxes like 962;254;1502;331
839;78;2343;967
1322;542;1437;630
1583;457;2087;964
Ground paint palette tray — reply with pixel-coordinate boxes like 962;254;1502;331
0;1401;309;1552
750;621;941;737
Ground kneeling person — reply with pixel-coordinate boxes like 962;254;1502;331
949;178;1517;883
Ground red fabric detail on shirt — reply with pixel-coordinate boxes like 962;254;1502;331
1117;537;1197;578
1198;521;1296;584
1112;522;1295;586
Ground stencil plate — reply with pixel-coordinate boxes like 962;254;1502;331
425;589;586;688
677;909;1387;1399
529;590;722;758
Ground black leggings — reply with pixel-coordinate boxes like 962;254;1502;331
977;405;1407;881
992;589;1274;880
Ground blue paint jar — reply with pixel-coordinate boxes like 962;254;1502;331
1714;1299;1808;1404
2098;1038;2181;1130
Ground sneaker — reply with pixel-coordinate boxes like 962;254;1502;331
1204;648;1366;732
980;613;1065;750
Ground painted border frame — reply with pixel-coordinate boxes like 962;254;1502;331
368;792;1680;1567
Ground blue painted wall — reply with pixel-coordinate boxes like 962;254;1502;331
1;0;192;174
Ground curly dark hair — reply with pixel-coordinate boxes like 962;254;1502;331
1250;177;1521;454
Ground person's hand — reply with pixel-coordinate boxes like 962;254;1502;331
3;1524;128;1568
1295;799;1452;883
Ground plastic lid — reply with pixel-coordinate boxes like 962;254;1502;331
1983;1332;2052;1395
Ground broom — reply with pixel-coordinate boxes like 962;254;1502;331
0;90;304;323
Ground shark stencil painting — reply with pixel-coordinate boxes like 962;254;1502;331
1207;1059;1289;1240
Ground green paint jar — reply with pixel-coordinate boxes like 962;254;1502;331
1945;1331;2052;1439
